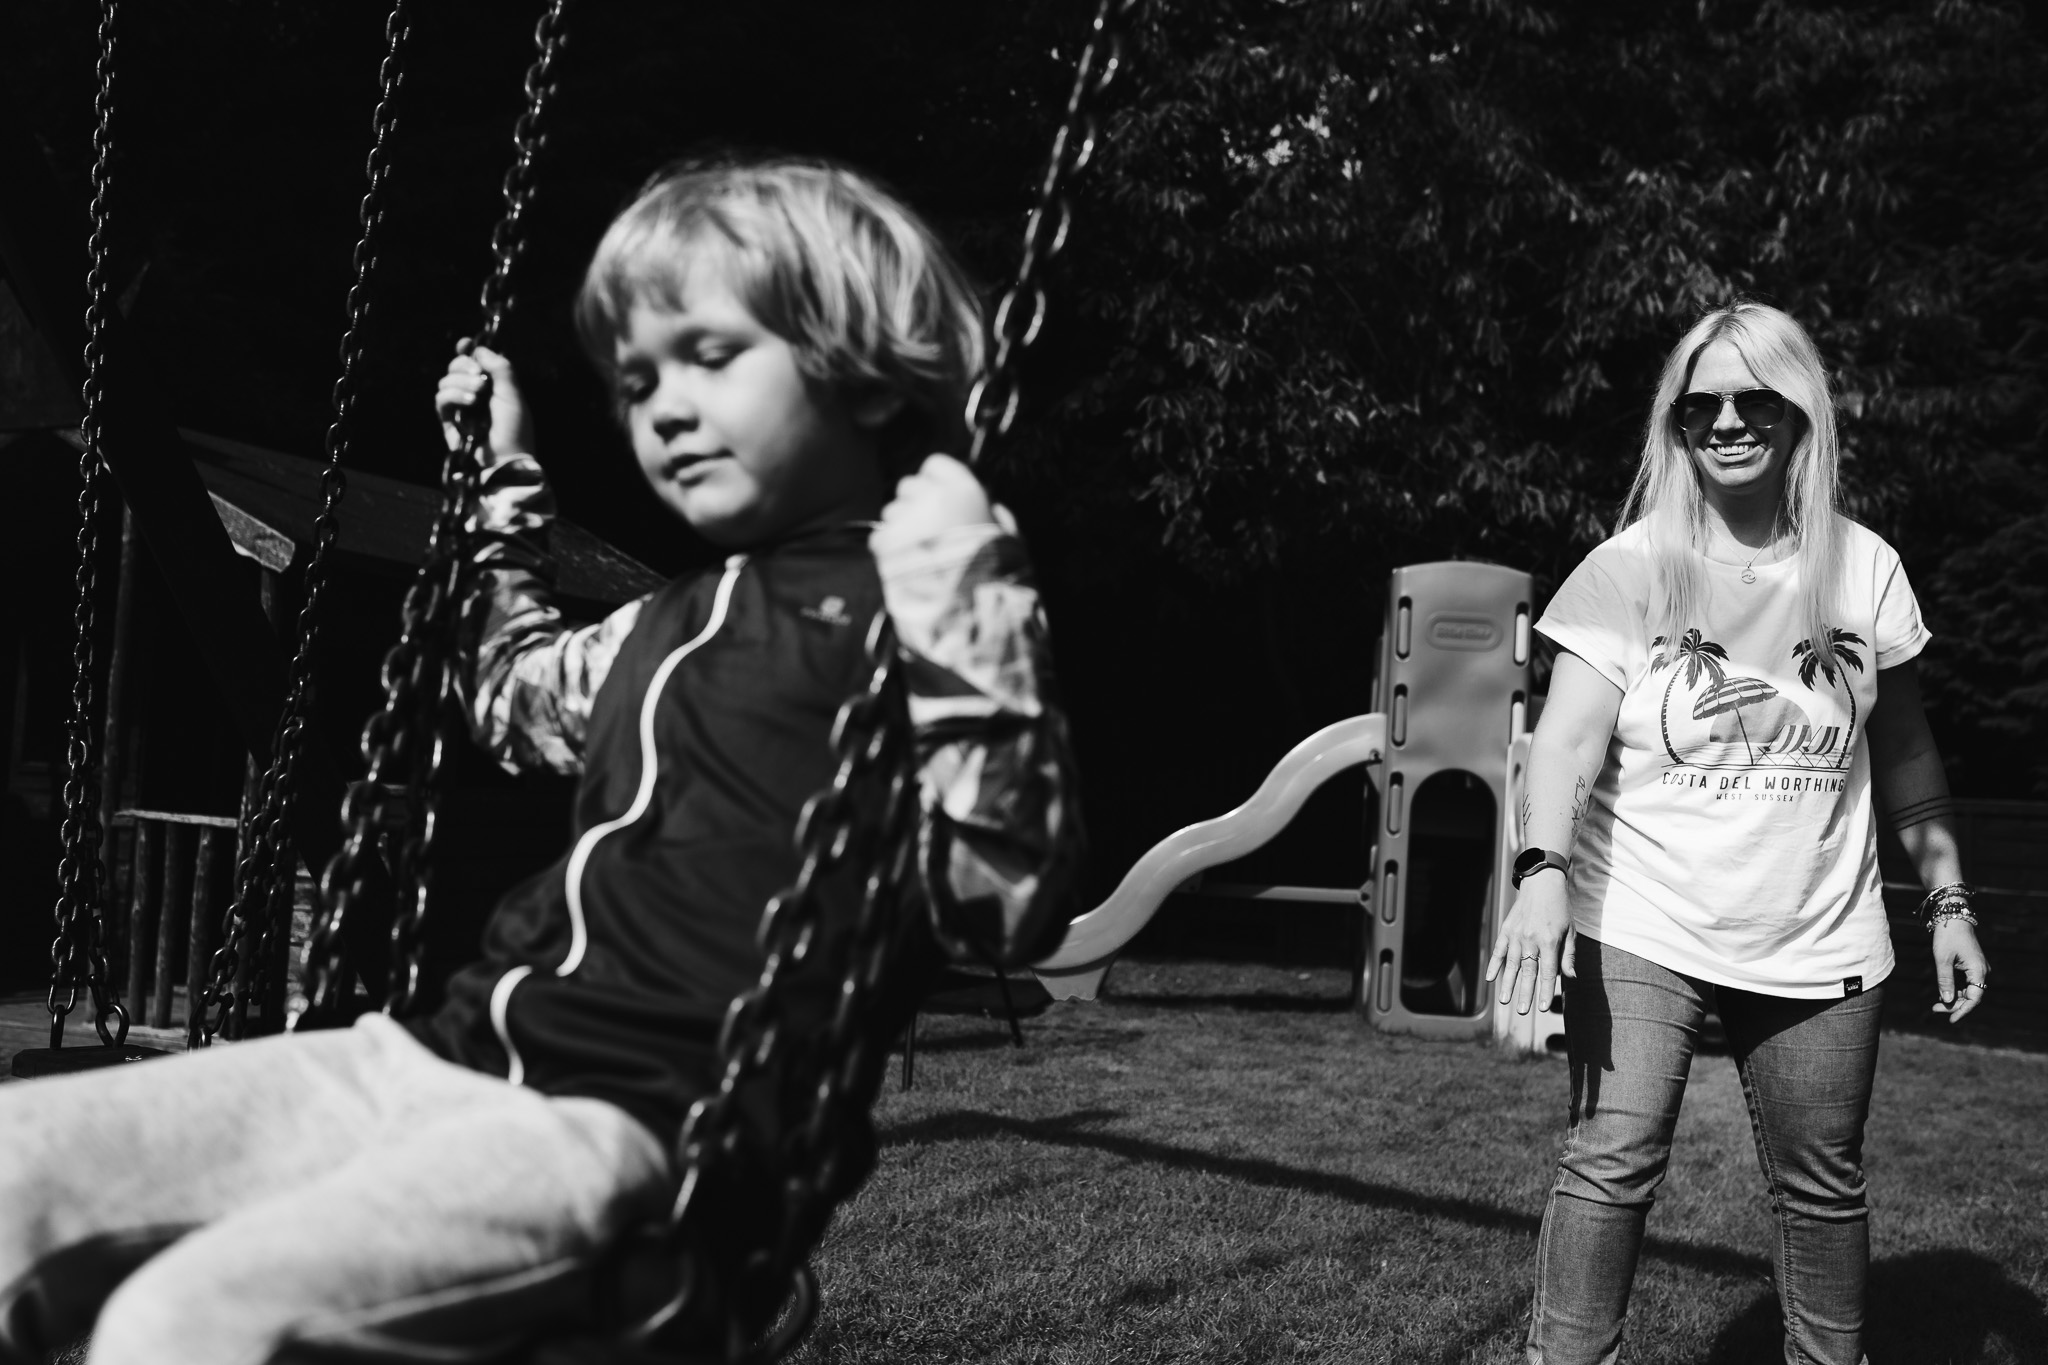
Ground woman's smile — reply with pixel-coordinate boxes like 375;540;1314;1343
1704;437;1767;464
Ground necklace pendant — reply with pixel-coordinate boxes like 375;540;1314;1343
1741;567;1757;585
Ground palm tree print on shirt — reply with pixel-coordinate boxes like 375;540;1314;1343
1651;629;1729;765
1652;627;1864;770
1790;629;1866;769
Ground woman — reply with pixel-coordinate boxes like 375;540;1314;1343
1486;300;1988;1365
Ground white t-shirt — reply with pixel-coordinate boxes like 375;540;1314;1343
1535;516;1931;997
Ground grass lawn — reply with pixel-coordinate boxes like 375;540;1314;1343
795;960;2048;1364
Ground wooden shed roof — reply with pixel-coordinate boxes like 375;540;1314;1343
6;278;660;607
185;429;664;607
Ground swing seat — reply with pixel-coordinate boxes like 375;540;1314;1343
29;1238;804;1365
9;1044;166;1079
262;1054;847;1365
265;1229;815;1365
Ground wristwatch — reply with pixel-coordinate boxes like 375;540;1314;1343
1512;847;1571;889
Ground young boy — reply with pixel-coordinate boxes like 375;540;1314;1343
0;157;1079;1365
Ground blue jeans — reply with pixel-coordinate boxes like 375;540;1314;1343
0;1015;670;1365
1526;936;1883;1365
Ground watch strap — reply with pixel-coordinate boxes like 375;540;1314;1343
1512;847;1571;889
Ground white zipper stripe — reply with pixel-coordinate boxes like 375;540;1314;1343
557;556;745;977
486;556;745;1088
490;964;536;1086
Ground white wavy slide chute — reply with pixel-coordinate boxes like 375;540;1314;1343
1031;713;1389;1001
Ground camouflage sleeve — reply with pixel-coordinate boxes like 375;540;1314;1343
876;522;1083;968
458;455;648;776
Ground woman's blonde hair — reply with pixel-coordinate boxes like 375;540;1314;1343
575;155;984;471
1618;300;1846;669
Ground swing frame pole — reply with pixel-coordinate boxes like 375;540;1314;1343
0;82;345;887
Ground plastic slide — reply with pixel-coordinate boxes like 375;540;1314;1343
1031;713;1388;1000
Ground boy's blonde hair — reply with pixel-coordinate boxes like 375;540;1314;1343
576;156;984;469
1618;300;1848;671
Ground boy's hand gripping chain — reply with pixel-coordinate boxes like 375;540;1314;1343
37;0;126;1056
294;0;572;1031
191;0;415;1047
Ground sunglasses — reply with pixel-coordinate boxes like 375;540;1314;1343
1671;388;1790;442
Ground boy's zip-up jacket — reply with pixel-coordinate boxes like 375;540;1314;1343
411;456;1081;1147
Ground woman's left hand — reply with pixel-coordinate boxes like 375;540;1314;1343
1485;872;1576;1015
1930;920;1989;1023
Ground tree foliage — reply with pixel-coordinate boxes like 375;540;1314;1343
996;0;2047;791
4;0;2041;818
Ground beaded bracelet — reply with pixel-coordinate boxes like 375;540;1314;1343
1920;881;1977;934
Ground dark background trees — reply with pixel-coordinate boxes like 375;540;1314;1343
2;0;2043;901
1015;0;2048;858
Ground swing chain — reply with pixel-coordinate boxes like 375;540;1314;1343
478;0;571;351
43;0;127;1052
296;0;572;1030
195;0;415;1047
650;6;1143;1345
297;518;456;1025
965;0;1140;464
385;0;571;1015
651;613;917;1356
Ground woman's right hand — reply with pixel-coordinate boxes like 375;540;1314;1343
435;340;534;464
1486;872;1575;1015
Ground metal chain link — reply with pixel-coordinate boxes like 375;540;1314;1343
43;0;126;1052
477;0;572;351
634;615;917;1357
192;0;416;1047
280;0;1121;1351
293;0;572;1031
965;0;1140;466
625;6;1144;1354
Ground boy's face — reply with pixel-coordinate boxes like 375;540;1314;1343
612;260;891;548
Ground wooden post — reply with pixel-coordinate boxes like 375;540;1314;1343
123;818;159;1016
234;709;260;1038
266;867;297;1030
186;826;223;1033
230;923;255;1038
264;559;302;1034
153;822;193;1029
99;506;144;971
232;565;289;1038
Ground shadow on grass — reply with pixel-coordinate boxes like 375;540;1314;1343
1704;1249;2048;1363
904;1022;1146;1057
901;1030;1024;1056
1426;1297;1534;1365
883;1107;1772;1281
1103;991;1356;1014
